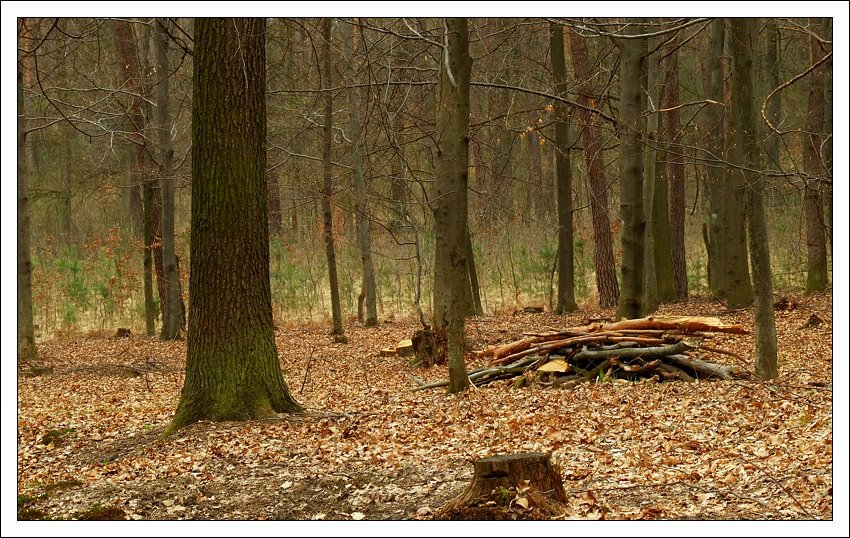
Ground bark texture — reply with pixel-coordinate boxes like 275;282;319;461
341;19;378;327
434;18;472;394
615;24;647;320
18;33;38;365
729;19;777;378
567;28;619;307
549;23;577;314
321;18;345;336
803;17;828;294
718;19;753;308
155;19;185;340
168;18;301;434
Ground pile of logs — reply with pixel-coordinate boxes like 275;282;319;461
410;316;748;391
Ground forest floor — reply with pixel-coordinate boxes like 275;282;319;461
16;293;834;525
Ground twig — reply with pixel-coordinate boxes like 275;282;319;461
299;347;315;395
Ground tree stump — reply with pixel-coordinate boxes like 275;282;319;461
437;452;568;520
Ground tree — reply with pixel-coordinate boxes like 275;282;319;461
729;19;777;378
615;21;647;320
549;22;577;314
803;17;828;294
114;19;167;334
168;18;301;434
155;19;185;340
567;27;619;308
18;24;38;366
434;18;472;394
341;19;378;327
663;37;688;300
321;18;345;337
642;35;661;313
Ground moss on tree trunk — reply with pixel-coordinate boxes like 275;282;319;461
167;18;300;435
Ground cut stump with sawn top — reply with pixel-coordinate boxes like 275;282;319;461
438;452;568;519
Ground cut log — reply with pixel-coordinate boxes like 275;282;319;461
437;452;567;519
396;339;414;356
663;354;737;380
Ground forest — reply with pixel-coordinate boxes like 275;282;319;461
12;12;841;529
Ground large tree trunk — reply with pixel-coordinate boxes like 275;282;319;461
434;18;472;394
803;17;828;294
718;19;753;308
730;19;777;379
341;19;378;327
615;23;647;320
18;30;38;365
155;19;184;341
168;18;301;435
664;41;688;300
567;27;619;308
549;23;577;314
321;18;345;337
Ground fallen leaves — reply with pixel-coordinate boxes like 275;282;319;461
16;295;834;521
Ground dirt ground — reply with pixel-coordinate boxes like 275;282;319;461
15;294;835;526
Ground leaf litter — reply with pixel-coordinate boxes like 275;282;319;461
17;294;833;521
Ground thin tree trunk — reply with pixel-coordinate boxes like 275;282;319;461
705;19;725;299
434;18;472;394
18;32;38;365
321;18;345;336
550;22;577;314
664;42;688;300
155;19;184;340
168;17;301;435
653;44;676;304
567;28;619;307
59;123;73;253
803;17;828;294
467;230;483;316
643;36;660;314
114;19;166;331
823;18;832;255
762;19;781;170
267;169;283;236
615;23;647;320
729;19;777;378
142;183;156;335
341;19;378;327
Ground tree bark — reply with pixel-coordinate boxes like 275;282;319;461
434;18;472;394
59;123;73;252
719;19;753;308
549;22;577;314
803;17;828;294
321;18;345;336
615;23;647;320
18;30;38;365
730;19;777;379
341;19;378;327
155;19;184;340
114;19;166;332
643;36;660;313
168;18;301;434
705;19;725;299
567;27;619;307
439;452;567;518
664;41;688;300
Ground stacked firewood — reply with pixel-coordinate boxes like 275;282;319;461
410;316;748;391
